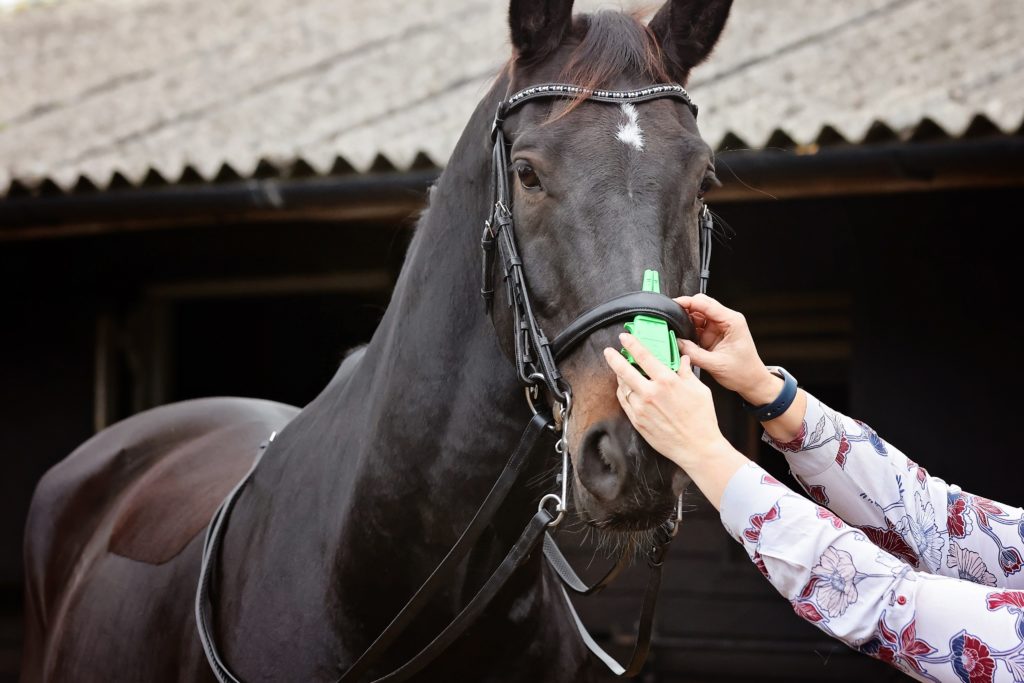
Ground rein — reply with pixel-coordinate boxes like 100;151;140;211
195;81;715;682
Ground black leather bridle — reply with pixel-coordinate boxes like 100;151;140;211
196;81;715;683
480;81;714;677
482;82;708;406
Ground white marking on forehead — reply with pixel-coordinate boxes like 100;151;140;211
615;103;645;151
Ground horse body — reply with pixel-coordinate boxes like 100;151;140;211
21;1;735;679
22;71;591;682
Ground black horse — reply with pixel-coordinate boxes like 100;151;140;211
20;0;732;680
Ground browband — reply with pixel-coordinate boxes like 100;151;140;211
497;83;698;127
551;292;694;361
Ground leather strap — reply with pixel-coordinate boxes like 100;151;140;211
486;125;569;402
551;527;673;677
501;83;697;121
196;413;556;683
550;292;694;362
196;442;267;683
372;509;554;682
542;533;629;596
336;412;553;682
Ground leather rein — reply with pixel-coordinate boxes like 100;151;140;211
196;81;715;682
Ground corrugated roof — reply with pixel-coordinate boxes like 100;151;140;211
1;0;1022;196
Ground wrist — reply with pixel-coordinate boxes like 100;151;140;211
739;368;784;406
683;438;748;511
672;434;737;477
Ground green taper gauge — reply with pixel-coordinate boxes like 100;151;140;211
620;270;680;375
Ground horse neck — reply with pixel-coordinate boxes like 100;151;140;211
347;74;528;465
217;75;582;676
239;72;542;573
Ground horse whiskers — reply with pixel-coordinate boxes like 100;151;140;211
570;503;677;562
524;458;564;491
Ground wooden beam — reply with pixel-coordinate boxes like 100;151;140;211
1;138;1021;240
93;312;112;432
712;137;1024;202
0;171;436;241
145;270;393;300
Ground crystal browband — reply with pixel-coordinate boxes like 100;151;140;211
504;83;697;118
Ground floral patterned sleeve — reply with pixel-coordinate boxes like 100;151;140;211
721;461;1024;682
763;393;1024;588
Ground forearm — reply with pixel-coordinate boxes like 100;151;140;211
680;376;806;511
721;462;1024;682
677;438;750;511
764;392;1024;586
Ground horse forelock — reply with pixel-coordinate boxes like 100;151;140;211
553;11;672;118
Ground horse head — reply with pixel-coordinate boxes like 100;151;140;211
492;0;732;545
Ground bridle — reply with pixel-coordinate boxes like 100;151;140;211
196;81;715;683
480;81;714;675
482;82;707;407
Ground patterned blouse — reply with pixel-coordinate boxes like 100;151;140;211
719;393;1024;682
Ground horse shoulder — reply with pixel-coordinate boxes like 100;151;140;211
23;398;299;623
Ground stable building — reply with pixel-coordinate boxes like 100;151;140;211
1;0;1023;680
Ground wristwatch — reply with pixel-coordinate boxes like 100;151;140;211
741;366;798;422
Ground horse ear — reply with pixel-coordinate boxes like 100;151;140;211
648;0;733;84
508;0;575;65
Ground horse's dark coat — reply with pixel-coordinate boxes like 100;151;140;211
107;411;298;565
20;1;732;680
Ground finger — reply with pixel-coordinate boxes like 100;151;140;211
602;347;649;393
619;333;675;381
615;377;632;399
678;293;736;325
697;325;725;351
614;383;640;424
676;353;695;380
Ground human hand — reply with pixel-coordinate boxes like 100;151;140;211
673;294;782;406
602;332;729;473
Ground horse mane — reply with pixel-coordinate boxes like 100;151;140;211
553;10;672;119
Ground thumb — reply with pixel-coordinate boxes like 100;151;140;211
676;354;697;382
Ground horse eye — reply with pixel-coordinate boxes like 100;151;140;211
698;172;720;199
516;163;542;190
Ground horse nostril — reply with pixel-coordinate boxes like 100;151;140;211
578;427;628;503
596;434;616;474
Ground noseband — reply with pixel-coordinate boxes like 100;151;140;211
481;83;714;411
196;81;715;683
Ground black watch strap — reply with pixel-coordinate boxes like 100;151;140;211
741;366;798;422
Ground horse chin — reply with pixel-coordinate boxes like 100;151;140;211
571;487;678;560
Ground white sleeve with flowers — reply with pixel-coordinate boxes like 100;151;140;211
721;462;1024;682
762;393;1024;588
